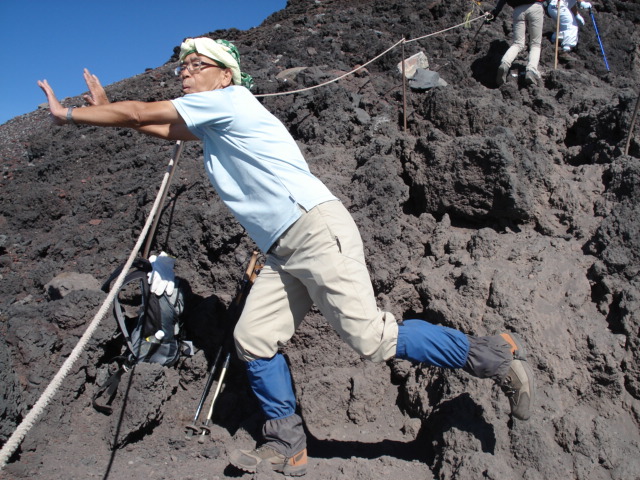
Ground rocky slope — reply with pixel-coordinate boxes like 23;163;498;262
1;0;639;478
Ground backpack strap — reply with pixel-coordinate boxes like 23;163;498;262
106;259;163;361
101;258;152;293
112;269;149;358
102;258;153;354
92;359;129;415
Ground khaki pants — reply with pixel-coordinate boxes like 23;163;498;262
501;2;544;74
234;200;398;363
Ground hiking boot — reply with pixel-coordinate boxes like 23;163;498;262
229;444;308;476
499;333;534;420
496;63;509;86
524;70;539;87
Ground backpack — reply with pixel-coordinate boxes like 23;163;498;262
114;261;186;366
93;258;192;413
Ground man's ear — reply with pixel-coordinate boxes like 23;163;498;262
224;68;234;87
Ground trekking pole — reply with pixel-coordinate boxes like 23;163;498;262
469;15;487;49
185;251;258;437
237;251;260;301
142;140;185;258
185;346;224;438
589;8;610;71
461;10;490;55
194;252;261;440
198;352;231;442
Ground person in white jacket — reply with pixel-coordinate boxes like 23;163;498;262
547;0;593;52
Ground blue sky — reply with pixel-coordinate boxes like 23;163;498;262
0;0;287;125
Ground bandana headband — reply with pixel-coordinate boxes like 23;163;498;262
179;37;254;90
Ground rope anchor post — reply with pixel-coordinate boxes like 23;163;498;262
401;39;408;132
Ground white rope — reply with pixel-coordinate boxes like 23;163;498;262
255;38;407;98
405;13;488;44
254;14;487;98
0;142;182;470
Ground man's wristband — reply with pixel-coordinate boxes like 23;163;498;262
66;107;76;125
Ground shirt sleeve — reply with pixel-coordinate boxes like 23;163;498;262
171;90;236;139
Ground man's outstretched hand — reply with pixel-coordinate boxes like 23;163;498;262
37;79;67;126
38;69;110;126
83;69;109;106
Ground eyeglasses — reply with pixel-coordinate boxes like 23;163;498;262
174;60;223;76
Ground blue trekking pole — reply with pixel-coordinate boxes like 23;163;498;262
589;8;610;71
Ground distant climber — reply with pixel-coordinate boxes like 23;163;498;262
489;0;546;86
38;36;536;477
547;0;593;52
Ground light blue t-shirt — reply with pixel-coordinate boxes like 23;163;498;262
172;86;336;252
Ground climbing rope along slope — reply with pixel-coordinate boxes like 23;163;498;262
255;14;488;98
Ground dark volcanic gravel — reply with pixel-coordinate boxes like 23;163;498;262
1;0;640;478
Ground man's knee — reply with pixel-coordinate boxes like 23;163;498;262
233;323;272;363
357;344;395;363
346;313;399;363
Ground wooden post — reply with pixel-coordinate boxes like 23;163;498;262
402;39;407;132
554;0;562;69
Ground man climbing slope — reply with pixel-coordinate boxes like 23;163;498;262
490;0;546;86
39;36;535;477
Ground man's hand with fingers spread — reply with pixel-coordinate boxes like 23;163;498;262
83;69;109;106
38;69;110;126
37;79;68;126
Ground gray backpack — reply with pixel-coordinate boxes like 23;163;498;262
93;258;192;413
113;262;185;366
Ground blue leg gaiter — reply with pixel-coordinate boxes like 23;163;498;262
246;353;297;420
396;319;470;368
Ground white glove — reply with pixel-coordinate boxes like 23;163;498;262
147;252;175;296
579;1;592;9
576;12;585;25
